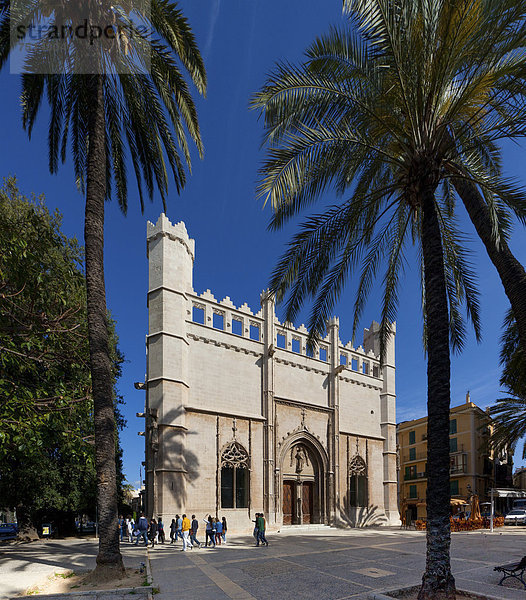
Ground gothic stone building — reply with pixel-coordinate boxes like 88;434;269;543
143;214;399;531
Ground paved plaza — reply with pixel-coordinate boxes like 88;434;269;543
0;538;147;599
148;527;526;600
2;528;526;599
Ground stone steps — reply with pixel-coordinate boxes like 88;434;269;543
278;524;334;532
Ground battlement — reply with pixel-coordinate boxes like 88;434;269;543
147;213;195;259
187;288;382;379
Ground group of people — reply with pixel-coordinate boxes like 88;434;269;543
120;511;269;549
169;514;228;550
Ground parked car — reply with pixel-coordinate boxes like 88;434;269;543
0;523;18;540
504;509;526;525
75;521;96;534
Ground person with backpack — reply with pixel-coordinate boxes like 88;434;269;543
135;513;149;546
190;515;201;548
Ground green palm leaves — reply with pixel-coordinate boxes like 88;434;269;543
252;0;526;358
0;0;206;212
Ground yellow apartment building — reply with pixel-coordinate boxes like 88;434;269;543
397;395;512;521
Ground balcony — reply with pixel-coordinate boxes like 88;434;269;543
450;464;467;475
404;471;427;481
402;451;427;462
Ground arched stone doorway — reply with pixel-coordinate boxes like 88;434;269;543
279;435;327;525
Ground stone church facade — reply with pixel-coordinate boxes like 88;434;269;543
143;214;400;531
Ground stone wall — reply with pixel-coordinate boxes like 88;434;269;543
144;214;400;532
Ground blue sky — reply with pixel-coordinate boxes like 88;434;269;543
1;0;525;487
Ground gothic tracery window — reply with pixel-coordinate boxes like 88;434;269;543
349;455;368;507
220;441;249;509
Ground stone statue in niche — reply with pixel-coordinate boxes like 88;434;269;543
291;445;309;473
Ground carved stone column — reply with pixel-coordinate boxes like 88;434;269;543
261;291;276;523
328;317;340;524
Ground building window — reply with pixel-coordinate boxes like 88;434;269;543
213;311;224;330
349;455;368;507
250;323;260;341
450;479;459;495
409;485;417;498
409;447;416;461
449;437;458;453
292;338;301;353
405;465;417;480
277;332;286;348
409;430;416;445
449;419;457;435
319;347;327;361
192;305;205;324
220;441;249;509
232;318;243;336
340;353;347;365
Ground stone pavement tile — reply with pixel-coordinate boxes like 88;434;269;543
161;582;234;600
453;561;526;594
218;557;308;587
233;570;365;600
455;575;526;600
368;552;424;571
317;546;394;562
320;564;420;591
273;550;367;569
156;564;204;591
0;539;147;600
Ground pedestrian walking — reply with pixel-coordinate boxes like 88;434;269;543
214;517;222;545
257;513;268;546
252;514;259;545
157;518;165;544
204;515;215;547
118;515;125;541
221;517;227;544
148;518;158;548
126;517;134;543
176;514;183;541
190;515;201;548
135;513;149;546
181;514;192;551
169;518;177;543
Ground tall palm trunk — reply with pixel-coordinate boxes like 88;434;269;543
418;188;455;600
453;178;526;356
84;74;124;575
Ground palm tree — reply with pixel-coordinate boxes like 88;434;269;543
252;1;526;597
490;311;526;458
0;0;206;576
452;180;526;357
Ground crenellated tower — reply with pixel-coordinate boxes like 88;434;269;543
145;214;194;517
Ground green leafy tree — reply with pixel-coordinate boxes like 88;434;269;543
0;178;126;540
252;1;526;598
0;0;206;575
0;178;92;539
